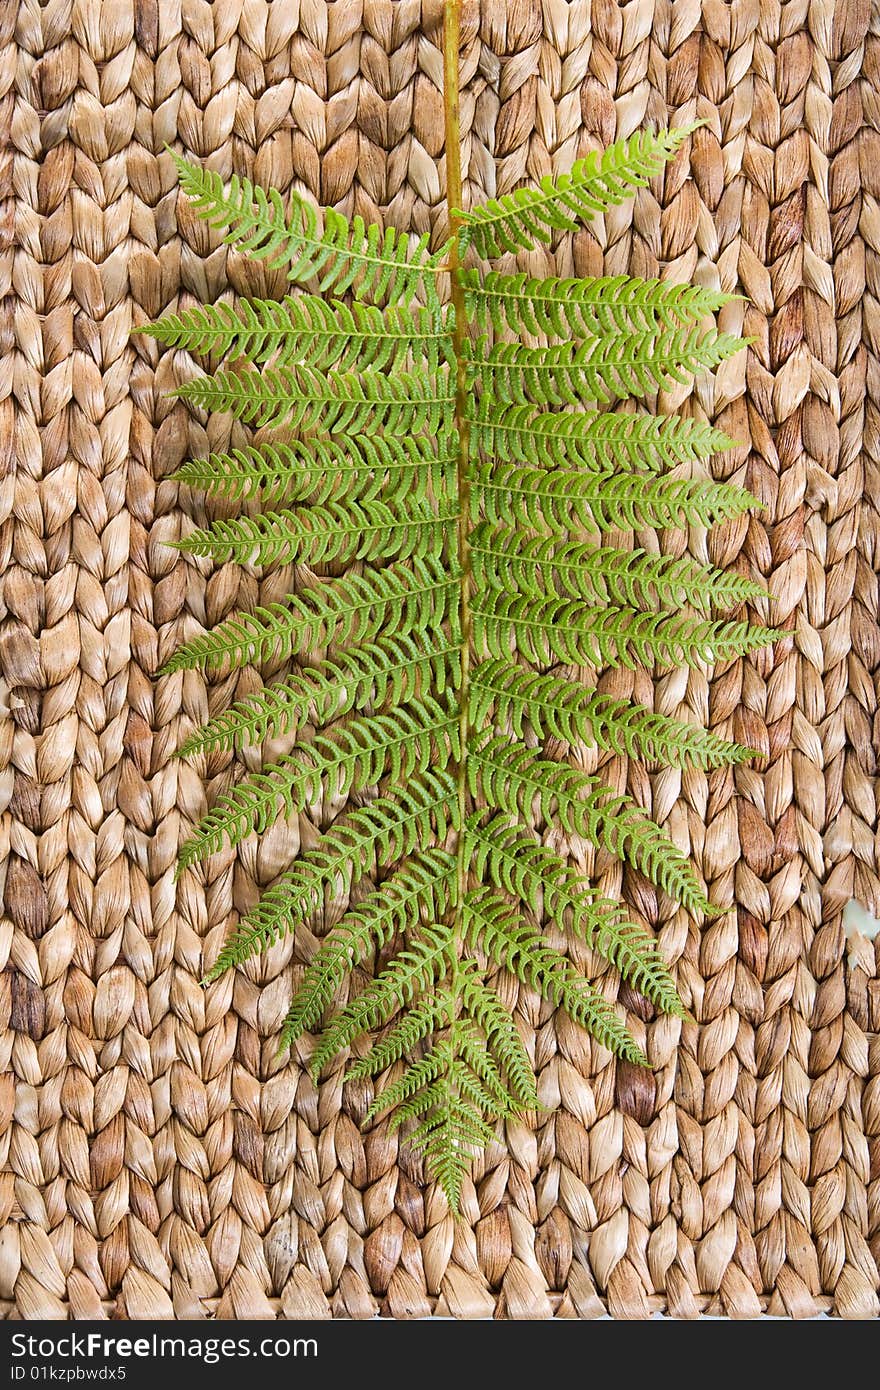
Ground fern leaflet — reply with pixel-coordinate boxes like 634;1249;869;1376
143;296;453;373
464;269;734;339
455;124;701;256
170;153;446;304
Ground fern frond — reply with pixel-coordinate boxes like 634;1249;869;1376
173;364;454;434
462;889;647;1063
467;404;735;473
465;812;625;940
280;853;455;1049
170;154;446;304
173;435;458;506
347;993;453;1079
471;525;767;612
202;772;456;976
456;124;700;257
467;330;746;406
456;963;538;1108
448;1056;513;1117
474;593;780;670
453;1020;516;1110
407;1093;497;1211
391;1078;453;1128
174;500;456;568
179;698;460;869
364;1048;451;1122
367;1042;512;1127
177;636;460;756
474;463;760;533
165;127;769;1214
161;557;457;674
470;661;751;769
466;814;684;1017
464;270;734;339
144;296;453;372
310;923;453;1077
470;737;711;915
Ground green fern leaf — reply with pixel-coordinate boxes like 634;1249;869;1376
468;405;735;473
367;1040;514;1128
456;124;700;257
365;1048;451;1122
467;329;746;406
449;1056;513;1117
407;1093;497;1211
144;296;453;372
347;993;453;1079
280;852;455;1048
470;661;751;769
173;364;454;434
464;269;734;339
474;463;760;532
173;500;457;568
173;435;458;506
462;889;647;1063
179;698;460;870
202;772;455;976
466;814;684;1017
170;153;446;304
471;525;767;612
310;923;452;1077
465;812;626;941
162;124;770;1212
473;592;780;670
455;963;538;1108
470;737;711;915
161;557;457;675
177;636;460;756
453;1021;516;1111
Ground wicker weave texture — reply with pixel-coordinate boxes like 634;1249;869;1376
2;0;879;1319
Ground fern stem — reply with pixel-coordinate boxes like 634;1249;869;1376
444;0;471;1138
444;0;471;900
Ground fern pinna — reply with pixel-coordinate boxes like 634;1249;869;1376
147;123;776;1212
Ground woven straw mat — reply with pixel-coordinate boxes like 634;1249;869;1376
3;0;880;1321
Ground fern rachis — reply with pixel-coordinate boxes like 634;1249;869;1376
147;44;774;1210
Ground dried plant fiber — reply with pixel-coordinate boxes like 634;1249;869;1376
2;0;879;1319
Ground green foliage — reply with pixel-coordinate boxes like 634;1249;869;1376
465;329;746;404
474;462;761;532
144;296;452;372
174;364;454;433
170;153;444;303
468;736;712;916
152;125;772;1213
473;593;775;669
454;125;701;256
281;851;455;1050
162;556;458;673
178;636;459;757
172;435;457;506
460;891;646;1065
464;270;733;338
177;699;460;870
467;403;735;471
468;660;754;769
204;772;455;977
174;499;457;567
471;526;766;610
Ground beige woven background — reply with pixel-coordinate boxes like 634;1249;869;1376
3;0;880;1319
